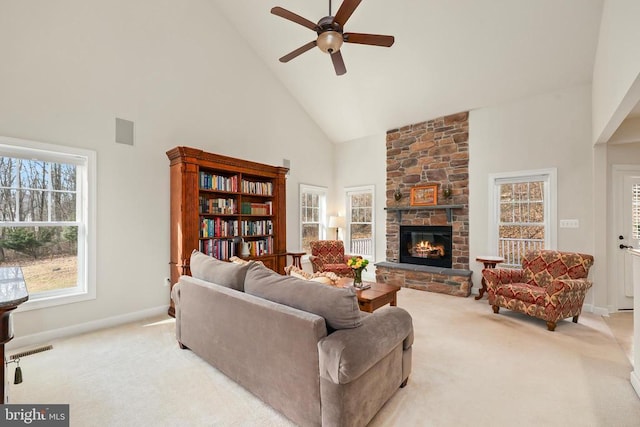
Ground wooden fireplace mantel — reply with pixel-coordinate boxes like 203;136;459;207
385;205;465;223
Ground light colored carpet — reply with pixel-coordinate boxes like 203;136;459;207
8;289;640;426
603;311;634;364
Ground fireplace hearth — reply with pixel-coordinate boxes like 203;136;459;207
399;225;452;268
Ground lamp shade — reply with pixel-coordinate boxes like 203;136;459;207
328;215;346;229
317;31;344;54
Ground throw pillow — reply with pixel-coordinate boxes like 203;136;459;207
229;256;265;267
189;250;249;291
228;256;250;265
245;262;362;330
284;265;340;286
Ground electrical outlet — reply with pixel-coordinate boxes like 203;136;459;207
164;277;171;287
559;219;579;228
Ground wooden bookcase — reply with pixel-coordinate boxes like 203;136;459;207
167;146;288;316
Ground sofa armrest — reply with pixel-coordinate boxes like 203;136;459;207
309;255;322;272
318;306;413;385
482;268;524;289
546;278;593;296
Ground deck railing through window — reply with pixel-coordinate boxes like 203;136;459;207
498;238;544;267
350;238;372;256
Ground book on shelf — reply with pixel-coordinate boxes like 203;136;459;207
244;237;273;257
240;179;273;195
200;197;237;214
201;218;239;238
240;201;272;215
240;220;273;236
200;172;238;192
200;238;236;259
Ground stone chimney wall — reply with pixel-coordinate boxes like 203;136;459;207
385;112;470;269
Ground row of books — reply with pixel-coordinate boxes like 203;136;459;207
199;237;273;259
244;237;273;257
200;172;238;192
199;197;237;214
240;201;272;215
201;218;239;238
241;220;273;236
241;179;273;196
200;239;236;259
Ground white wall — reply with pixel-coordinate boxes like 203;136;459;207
592;0;640;143
469;85;596;303
0;0;333;340
333;133;386;280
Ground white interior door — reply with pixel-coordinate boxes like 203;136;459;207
615;169;640;310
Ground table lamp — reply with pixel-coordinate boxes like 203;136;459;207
328;215;346;240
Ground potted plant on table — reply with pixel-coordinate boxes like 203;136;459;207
347;256;369;289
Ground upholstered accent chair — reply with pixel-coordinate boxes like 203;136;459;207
309;240;355;277
482;249;594;331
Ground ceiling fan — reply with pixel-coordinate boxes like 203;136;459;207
271;0;395;76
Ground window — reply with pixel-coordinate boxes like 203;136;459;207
346;186;374;259
0;136;96;310
633;183;640;240
300;184;327;254
489;169;556;267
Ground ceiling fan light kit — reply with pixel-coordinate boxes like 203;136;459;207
271;0;394;76
317;31;343;53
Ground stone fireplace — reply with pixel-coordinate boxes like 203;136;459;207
399;225;452;268
375;112;472;297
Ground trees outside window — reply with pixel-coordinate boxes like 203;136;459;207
490;169;556;267
300;184;326;254
0;137;95;308
346;186;374;258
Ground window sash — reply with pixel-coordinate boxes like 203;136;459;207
345;186;374;258
299;184;327;253
0;136;94;309
489;169;556;267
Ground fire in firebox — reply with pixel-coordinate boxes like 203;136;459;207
411;240;445;258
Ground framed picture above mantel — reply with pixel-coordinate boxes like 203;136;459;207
410;185;438;206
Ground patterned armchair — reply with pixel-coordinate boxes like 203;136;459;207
308;240;355;278
482;250;594;331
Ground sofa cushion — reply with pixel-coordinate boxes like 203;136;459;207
189;250;249;291
495;282;546;305
244;262;362;330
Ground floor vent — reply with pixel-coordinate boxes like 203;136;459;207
10;345;53;360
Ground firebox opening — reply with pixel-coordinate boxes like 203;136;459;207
399;225;452;268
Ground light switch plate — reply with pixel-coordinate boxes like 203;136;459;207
559;219;579;228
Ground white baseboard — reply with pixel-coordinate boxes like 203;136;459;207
631;371;640;399
7;305;170;351
583;304;610;316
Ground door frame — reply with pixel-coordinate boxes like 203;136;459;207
611;164;640;311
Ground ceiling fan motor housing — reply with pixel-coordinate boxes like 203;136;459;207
316;16;344;54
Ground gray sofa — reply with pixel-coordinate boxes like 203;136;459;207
171;251;413;427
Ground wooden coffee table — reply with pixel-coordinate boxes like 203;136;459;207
338;279;401;313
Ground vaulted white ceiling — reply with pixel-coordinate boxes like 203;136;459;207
211;0;604;143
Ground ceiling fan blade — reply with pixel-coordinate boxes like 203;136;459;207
279;41;317;63
344;33;395;47
331;50;347;76
271;7;319;31
333;0;362;27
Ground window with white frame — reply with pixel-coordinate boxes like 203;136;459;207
300;184;327;254
0;137;95;310
346;186;374;259
489;169;556;267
